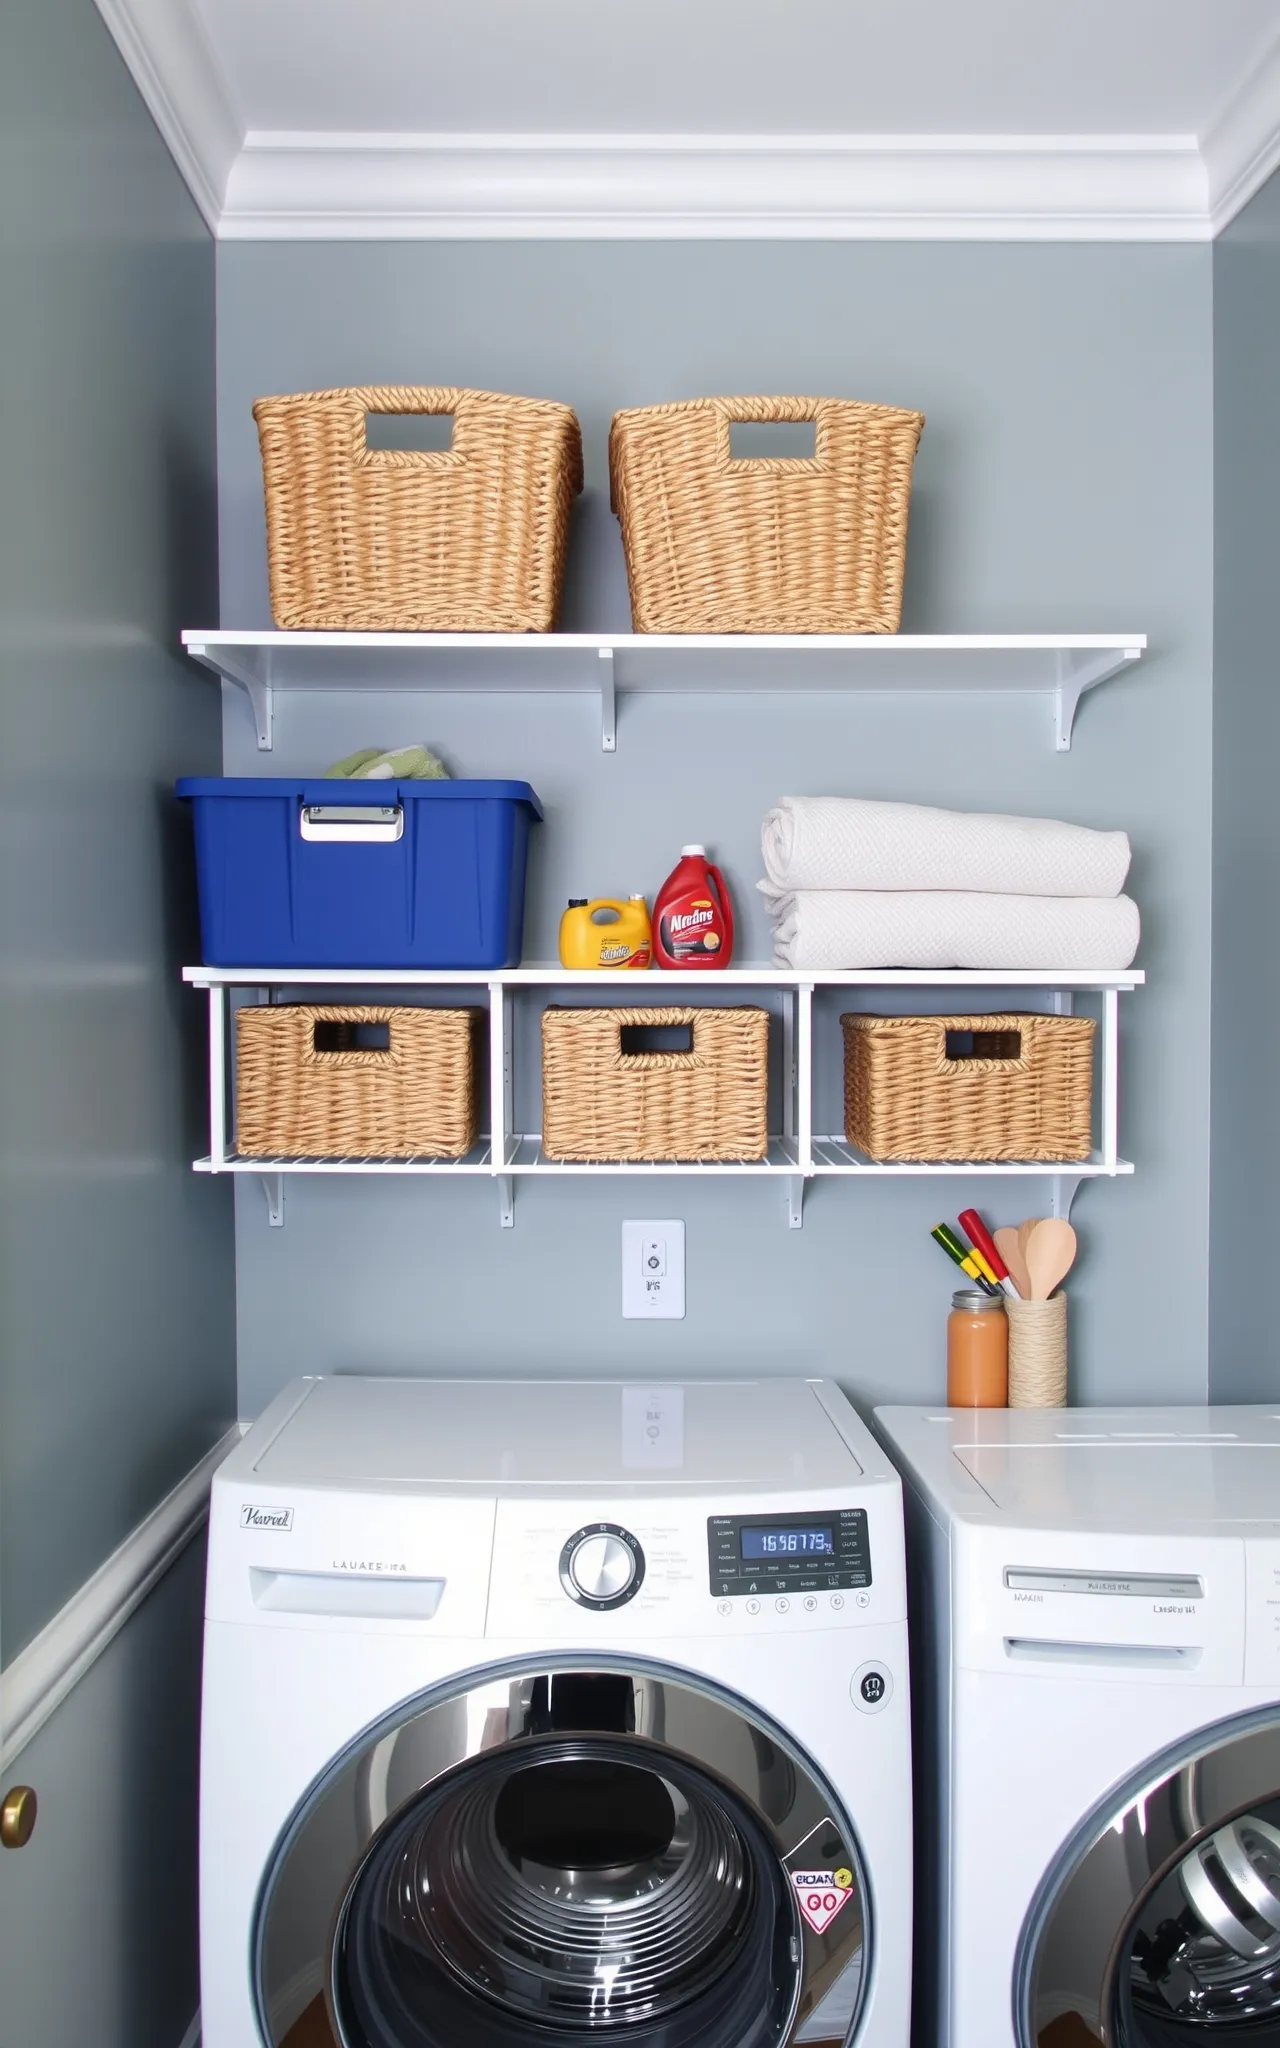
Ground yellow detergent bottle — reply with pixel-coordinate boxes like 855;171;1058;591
559;896;652;969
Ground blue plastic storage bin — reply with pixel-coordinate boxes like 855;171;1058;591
177;778;543;968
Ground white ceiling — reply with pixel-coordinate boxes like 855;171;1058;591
96;0;1280;237
193;0;1278;137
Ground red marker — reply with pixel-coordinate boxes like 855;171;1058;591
958;1208;1020;1300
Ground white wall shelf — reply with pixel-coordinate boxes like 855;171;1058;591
184;965;1144;991
183;630;1146;755
188;963;1140;1228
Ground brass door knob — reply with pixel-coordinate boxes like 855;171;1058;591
1;1786;37;1848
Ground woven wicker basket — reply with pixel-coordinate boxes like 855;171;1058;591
253;386;584;631
542;1006;769;1162
608;395;924;634
236;1005;482;1159
841;1012;1095;1163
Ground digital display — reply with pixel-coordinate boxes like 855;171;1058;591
741;1526;835;1559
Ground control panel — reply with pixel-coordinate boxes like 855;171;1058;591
708;1510;871;1598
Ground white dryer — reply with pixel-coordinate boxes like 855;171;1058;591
876;1404;1280;2048
201;1376;912;2048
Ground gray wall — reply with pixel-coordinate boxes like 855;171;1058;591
0;1537;207;2048
0;0;234;2037
218;241;1213;1417
1;0;236;1662
1210;170;1280;1402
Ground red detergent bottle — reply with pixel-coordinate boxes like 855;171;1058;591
652;846;735;968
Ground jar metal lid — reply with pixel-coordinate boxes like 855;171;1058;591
952;1288;1004;1311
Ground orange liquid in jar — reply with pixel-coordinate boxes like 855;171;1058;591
947;1289;1008;1407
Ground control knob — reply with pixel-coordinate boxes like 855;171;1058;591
559;1523;645;1610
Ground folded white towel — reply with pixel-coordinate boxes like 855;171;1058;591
762;796;1131;898
761;887;1141;971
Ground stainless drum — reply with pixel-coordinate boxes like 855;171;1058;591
257;1661;870;2048
1018;1710;1280;2045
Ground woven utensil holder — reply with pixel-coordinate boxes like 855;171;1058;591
253;385;583;631
1007;1294;1068;1408
608;394;924;633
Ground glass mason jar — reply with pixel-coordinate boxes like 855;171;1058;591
947;1288;1008;1407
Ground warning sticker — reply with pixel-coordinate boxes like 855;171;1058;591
791;1868;854;1935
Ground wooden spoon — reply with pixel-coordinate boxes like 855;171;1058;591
1023;1218;1078;1301
993;1227;1032;1301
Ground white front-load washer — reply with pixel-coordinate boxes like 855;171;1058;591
876;1403;1280;2048
201;1376;912;2048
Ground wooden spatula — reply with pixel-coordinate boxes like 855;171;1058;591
994;1227;1032;1301
1024;1218;1078;1300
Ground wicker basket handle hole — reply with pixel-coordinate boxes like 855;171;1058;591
365;411;455;454
944;1027;1022;1063
314;1019;392;1056
619;1022;694;1059
729;419;817;462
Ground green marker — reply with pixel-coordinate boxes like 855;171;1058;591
931;1223;1001;1296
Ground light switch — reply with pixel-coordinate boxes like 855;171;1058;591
622;1220;685;1319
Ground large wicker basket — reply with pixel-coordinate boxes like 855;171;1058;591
841;1012;1095;1163
236;1005;482;1159
253;386;584;631
542;1007;769;1161
608;395;924;634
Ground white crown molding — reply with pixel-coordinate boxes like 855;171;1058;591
87;0;1280;244
1203;24;1280;234
93;0;243;232
218;131;1212;240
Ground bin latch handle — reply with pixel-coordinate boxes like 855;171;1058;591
299;804;404;845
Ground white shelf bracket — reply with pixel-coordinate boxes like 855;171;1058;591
787;1177;805;1229
497;1175;514;1228
1050;1175;1083;1221
598;647;617;753
261;1173;285;1226
1055;646;1142;753
189;642;274;750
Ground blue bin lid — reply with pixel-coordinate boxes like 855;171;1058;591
177;776;543;820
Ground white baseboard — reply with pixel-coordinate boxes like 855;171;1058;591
0;1425;242;1769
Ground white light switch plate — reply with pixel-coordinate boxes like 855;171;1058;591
622;1219;685;1319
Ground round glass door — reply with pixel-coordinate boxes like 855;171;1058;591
256;1663;868;2048
1018;1712;1280;2046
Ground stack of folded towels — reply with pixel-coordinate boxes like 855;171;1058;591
759;796;1139;970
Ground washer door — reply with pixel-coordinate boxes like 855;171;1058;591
257;1662;869;2048
1018;1710;1280;2046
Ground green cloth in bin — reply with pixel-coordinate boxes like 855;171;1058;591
325;744;450;780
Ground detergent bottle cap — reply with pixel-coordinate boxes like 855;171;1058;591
681;844;706;857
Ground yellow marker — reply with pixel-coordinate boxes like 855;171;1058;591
967;1246;1001;1287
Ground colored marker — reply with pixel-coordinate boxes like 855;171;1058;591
958;1207;1021;1299
931;1224;1001;1297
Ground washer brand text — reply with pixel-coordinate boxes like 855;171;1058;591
240;1504;293;1531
